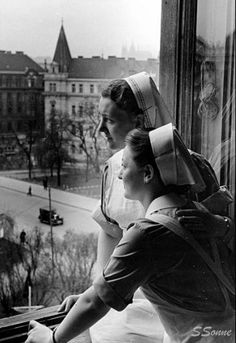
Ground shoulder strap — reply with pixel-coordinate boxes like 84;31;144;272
146;213;235;295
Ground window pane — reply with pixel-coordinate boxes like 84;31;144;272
193;0;235;213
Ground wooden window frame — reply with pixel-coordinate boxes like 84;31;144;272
160;0;197;147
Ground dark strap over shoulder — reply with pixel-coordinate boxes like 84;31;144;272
146;213;235;295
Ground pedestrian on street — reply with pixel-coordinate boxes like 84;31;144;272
43;176;48;190
27;186;32;196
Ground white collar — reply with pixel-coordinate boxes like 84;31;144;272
145;193;187;218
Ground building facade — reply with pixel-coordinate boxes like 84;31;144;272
0;51;44;168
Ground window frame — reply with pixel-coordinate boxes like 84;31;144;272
160;0;197;147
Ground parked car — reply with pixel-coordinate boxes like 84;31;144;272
38;206;64;226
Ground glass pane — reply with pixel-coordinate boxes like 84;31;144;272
193;0;235;213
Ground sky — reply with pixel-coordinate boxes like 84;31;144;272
0;0;162;59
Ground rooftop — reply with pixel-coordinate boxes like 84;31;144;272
0;51;44;73
68;56;158;79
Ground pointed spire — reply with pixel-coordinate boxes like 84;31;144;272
53;24;72;72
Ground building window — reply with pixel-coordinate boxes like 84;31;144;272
79;84;83;93
79;105;83;116
90;84;94;94
49;83;56;92
50;100;56;113
17;121;22;131
7;93;13;113
72;105;76;115
72;83;76;93
6;77;11;87
7;122;12;131
16;77;21;87
17;93;22;113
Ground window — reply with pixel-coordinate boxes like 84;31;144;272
90;84;94;94
7;93;13;113
16;77;21;87
79;105;83;116
50;100;56;113
7;122;12;131
79;84;83;93
49;83;56;92
17;93;22;113
192;0;235;215
17;121;22;131
6;77;11;87
72;105;76;115
72;83;76;93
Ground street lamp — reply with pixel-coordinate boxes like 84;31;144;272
48;186;55;276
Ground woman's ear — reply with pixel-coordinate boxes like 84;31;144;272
143;164;155;184
134;113;144;128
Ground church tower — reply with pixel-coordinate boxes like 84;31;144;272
53;23;72;72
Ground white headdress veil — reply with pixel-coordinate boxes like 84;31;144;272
149;123;206;192
125;72;172;128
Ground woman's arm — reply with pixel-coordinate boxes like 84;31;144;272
96;229;122;275
27;286;110;343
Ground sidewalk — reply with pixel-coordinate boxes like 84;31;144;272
0;176;99;213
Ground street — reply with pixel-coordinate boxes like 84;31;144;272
0;177;100;240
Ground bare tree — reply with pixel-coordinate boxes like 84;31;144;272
0;217;98;316
35;110;73;186
69;101;105;180
49;231;97;303
12;120;37;179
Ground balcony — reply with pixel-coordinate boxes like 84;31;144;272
0;305;91;343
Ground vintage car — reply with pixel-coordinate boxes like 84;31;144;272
38;206;64;226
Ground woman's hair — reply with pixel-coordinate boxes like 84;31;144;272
102;79;142;116
125;128;190;195
125;128;157;170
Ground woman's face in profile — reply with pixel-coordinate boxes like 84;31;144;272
98;97;137;150
119;146;145;201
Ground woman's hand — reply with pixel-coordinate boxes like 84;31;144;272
176;208;231;237
58;294;80;312
26;320;53;343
